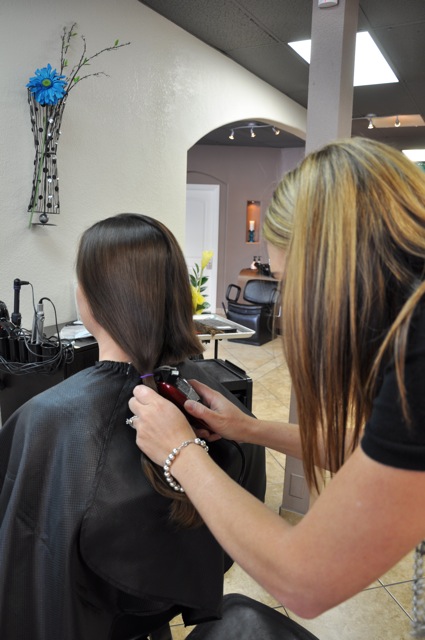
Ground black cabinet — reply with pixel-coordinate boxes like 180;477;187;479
190;358;253;411
0;337;98;425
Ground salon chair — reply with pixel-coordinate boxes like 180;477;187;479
224;279;280;346
147;625;172;640
186;594;319;640
110;616;173;640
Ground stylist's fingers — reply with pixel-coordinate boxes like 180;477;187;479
194;428;222;442
131;382;157;406
129;385;161;430
184;379;245;440
184;394;223;426
129;385;194;465
188;379;222;408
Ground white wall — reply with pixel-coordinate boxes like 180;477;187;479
0;0;306;327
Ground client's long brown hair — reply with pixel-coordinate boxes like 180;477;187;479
76;213;204;527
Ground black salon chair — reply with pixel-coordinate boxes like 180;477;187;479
186;594;320;640
110;616;173;640
224;279;280;346
148;624;172;640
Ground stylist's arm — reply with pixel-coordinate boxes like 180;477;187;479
129;384;425;620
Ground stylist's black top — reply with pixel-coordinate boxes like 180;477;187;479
361;302;425;470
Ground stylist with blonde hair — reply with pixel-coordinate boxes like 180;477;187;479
129;138;425;631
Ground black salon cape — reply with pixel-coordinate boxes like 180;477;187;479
0;360;265;640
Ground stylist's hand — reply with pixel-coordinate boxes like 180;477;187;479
184;379;255;443
129;385;195;466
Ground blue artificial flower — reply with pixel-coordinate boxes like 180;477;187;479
26;63;67;106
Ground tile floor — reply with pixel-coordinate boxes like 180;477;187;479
168;336;417;639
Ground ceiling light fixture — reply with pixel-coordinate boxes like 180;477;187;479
362;113;377;131
355;113;425;131
288;31;398;87
227;122;282;141
360;114;424;129
403;149;425;162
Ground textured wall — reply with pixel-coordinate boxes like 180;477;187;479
0;0;305;327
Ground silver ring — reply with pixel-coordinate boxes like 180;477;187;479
126;416;138;428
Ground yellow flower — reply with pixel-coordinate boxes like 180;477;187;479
201;250;213;270
191;285;205;314
190;285;197;310
195;291;205;306
190;252;213;314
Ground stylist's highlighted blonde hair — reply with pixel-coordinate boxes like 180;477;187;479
264;137;425;490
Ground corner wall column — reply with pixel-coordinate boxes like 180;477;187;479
280;0;359;517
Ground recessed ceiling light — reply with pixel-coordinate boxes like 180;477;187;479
288;31;398;87
288;39;312;63
402;149;425;162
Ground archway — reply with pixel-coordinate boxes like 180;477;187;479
186;119;305;312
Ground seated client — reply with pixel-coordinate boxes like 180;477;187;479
0;213;265;640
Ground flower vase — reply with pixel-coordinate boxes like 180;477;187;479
27;89;66;226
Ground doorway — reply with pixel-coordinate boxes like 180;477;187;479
185;184;220;313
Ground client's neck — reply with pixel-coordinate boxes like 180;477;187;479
94;326;131;363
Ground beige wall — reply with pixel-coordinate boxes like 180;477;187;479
0;0;306;326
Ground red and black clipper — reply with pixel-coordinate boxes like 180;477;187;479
153;365;211;431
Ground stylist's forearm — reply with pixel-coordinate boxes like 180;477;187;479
247;419;352;470
185;386;304;459
247;418;303;459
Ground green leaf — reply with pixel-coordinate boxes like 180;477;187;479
114;39;119;46
63;59;68;67
73;76;80;83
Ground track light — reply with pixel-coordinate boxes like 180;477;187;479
364;113;377;130
358;113;424;131
227;122;283;141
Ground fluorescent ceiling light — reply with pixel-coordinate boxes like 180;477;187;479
402;149;425;162
289;40;312;63
288;31;398;86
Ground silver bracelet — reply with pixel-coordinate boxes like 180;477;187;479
163;438;209;493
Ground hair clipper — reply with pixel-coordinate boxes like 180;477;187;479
153;365;211;431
